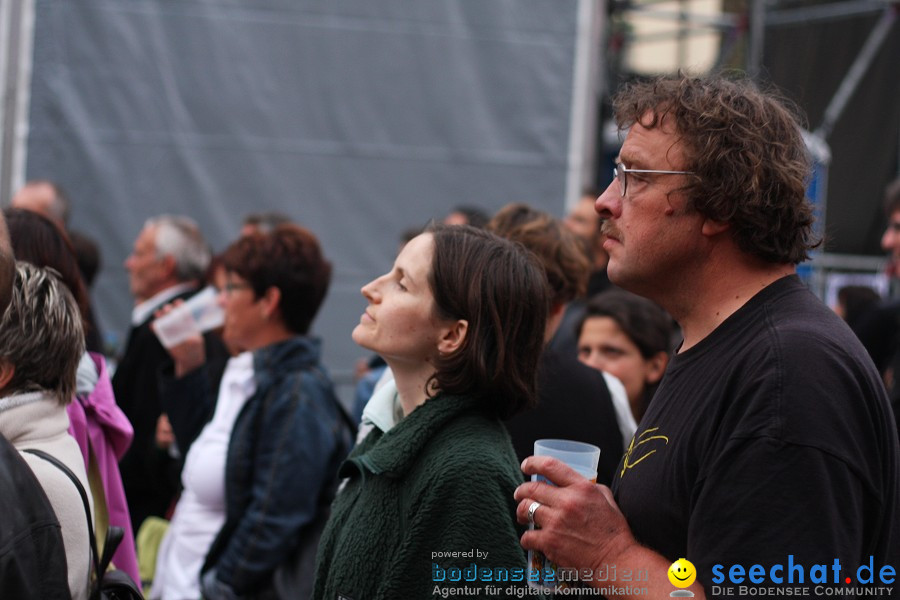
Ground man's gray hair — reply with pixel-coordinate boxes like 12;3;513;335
0;262;84;403
146;215;211;282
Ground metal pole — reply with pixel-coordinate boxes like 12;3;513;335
678;0;687;67
0;0;25;207
564;0;603;213
814;5;898;141
0;0;34;207
747;0;766;78
767;0;891;27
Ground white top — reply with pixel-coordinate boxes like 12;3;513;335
151;351;255;600
601;372;638;449
359;370;400;438
0;391;93;600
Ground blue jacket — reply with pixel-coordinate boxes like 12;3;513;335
195;336;352;597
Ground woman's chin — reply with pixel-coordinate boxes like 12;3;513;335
351;326;373;351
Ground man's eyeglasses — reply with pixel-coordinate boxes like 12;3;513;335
614;164;695;198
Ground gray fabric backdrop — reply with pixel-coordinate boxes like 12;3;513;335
23;0;582;397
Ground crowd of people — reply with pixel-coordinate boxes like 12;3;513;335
0;72;899;600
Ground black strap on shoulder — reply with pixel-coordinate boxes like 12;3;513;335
311;366;358;438
22;448;104;584
331;389;359;439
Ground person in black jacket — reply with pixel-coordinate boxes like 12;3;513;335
113;215;227;533
488;203;626;485
0;432;71;599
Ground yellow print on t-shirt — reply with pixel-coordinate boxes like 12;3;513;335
619;427;669;478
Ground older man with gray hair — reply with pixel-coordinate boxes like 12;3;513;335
114;215;226;533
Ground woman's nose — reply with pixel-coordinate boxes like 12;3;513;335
585;350;607;371
361;278;379;302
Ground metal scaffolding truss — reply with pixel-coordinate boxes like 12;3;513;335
608;0;896;96
600;0;899;290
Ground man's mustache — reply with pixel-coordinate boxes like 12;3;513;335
600;222;621;242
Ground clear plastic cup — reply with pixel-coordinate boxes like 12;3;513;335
527;439;601;591
533;439;601;480
151;286;224;348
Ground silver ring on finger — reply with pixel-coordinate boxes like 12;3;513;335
527;500;542;525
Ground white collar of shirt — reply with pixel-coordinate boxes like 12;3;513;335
219;351;255;402
601;371;638;450
131;283;195;326
360;371;401;435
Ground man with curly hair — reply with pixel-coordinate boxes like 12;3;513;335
515;74;900;598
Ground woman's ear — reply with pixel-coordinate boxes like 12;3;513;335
645;351;669;384
437;319;468;355
260;286;282;320
0;359;15;391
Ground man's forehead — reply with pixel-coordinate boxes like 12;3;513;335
631;108;680;134
18;181;55;199
619;122;686;169
136;224;158;246
19;181;59;208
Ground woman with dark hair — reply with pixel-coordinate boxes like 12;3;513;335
313;224;550;599
3;208;100;347
835;284;880;330
576;289;675;422
151;224;353;599
4;209;105;353
4;207;139;584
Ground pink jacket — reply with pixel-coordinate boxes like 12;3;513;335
67;352;140;586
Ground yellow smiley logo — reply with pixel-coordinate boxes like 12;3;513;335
668;558;696;588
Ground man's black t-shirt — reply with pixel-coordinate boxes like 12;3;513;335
613;276;900;592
